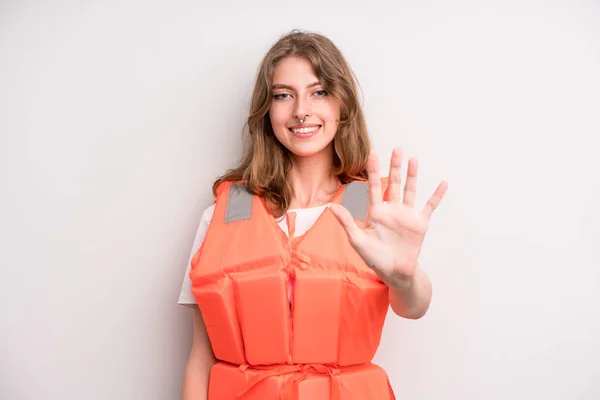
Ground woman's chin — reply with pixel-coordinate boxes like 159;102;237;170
286;142;334;159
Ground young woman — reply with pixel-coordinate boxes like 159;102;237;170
178;30;448;400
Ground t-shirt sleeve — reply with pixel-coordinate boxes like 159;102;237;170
177;203;215;306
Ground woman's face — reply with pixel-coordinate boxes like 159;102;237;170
268;56;341;159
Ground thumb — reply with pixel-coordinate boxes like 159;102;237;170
327;203;363;243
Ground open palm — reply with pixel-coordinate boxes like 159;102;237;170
329;147;448;285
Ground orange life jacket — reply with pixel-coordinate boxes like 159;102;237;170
189;180;396;400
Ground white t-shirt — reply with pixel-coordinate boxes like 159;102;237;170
177;203;327;305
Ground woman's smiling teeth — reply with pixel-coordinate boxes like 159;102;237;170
290;126;320;134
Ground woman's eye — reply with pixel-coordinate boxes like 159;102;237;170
273;93;290;100
314;90;328;97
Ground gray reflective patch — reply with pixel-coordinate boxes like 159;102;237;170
342;181;369;220
224;183;253;223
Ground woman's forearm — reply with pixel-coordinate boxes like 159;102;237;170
387;264;432;319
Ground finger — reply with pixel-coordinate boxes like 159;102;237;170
422;180;448;219
403;157;418;207
327;203;364;244
387;147;403;203
367;152;383;206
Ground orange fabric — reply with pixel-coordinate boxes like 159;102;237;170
208;361;394;400
237;363;342;400
190;180;395;399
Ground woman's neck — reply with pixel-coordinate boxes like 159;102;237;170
287;147;340;209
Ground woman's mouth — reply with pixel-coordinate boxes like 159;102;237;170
289;125;321;138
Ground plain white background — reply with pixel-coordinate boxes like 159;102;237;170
1;1;599;399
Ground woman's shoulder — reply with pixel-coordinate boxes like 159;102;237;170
213;179;250;198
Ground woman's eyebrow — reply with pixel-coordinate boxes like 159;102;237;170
272;82;322;90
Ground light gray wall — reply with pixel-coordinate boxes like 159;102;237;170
1;1;599;399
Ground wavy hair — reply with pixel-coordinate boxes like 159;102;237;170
213;30;371;217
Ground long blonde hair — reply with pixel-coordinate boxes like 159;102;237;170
213;30;371;217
